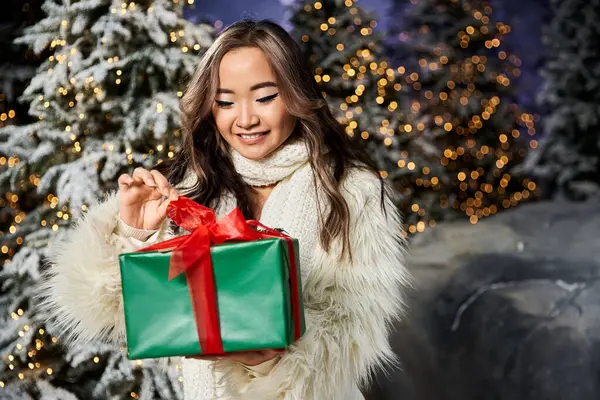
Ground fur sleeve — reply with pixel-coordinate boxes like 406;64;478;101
215;170;411;400
37;192;172;347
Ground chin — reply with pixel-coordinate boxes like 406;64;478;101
231;144;272;161
238;149;267;160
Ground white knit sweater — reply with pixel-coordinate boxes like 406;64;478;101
41;162;410;400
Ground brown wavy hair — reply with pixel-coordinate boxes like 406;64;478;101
160;19;382;259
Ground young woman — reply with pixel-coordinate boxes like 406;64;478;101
42;19;409;400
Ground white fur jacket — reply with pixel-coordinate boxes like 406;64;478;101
41;165;410;400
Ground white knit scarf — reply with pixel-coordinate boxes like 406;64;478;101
230;140;310;186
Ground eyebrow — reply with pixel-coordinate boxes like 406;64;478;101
216;81;278;94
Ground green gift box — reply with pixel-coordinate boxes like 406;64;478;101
118;197;306;360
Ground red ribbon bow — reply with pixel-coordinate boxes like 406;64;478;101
137;196;302;355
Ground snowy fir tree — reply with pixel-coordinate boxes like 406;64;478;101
386;0;538;232
0;0;46;267
288;0;408;171
525;0;600;200
0;0;214;398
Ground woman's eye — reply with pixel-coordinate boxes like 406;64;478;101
215;93;278;107
215;100;233;108
257;93;279;103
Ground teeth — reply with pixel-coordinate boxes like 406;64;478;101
241;133;264;139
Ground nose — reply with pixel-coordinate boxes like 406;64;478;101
235;102;260;130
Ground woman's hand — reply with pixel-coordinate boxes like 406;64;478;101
118;167;179;230
185;349;284;366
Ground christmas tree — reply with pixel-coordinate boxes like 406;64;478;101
0;0;214;397
0;0;46;266
525;0;600;200
289;0;407;170
387;0;538;232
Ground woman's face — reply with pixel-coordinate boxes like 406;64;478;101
212;46;296;161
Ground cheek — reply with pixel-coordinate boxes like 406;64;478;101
268;107;294;132
281;112;296;137
212;108;230;134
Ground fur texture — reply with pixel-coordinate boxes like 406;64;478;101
38;193;172;346
212;169;410;399
40;166;410;400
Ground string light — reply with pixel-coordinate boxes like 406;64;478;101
294;0;537;233
0;0;211;391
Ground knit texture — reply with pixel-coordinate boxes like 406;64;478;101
181;160;364;399
41;142;410;400
230;140;309;186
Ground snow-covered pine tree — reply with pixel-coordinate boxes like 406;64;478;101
288;0;406;171
0;0;46;266
390;0;538;232
525;0;600;200
0;0;214;397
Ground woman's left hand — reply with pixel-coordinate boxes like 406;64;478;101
185;349;284;366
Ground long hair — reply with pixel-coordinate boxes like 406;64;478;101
161;19;382;258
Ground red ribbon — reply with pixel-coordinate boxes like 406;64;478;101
136;196;302;355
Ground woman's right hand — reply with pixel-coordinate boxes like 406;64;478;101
118;167;179;230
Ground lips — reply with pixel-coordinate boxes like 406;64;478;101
235;131;269;138
235;131;269;144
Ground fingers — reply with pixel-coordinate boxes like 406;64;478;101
118;173;146;190
264;348;285;356
150;169;177;198
132;167;157;187
184;355;220;361
118;173;134;189
218;349;284;366
184;349;286;366
157;196;171;219
126;168;179;198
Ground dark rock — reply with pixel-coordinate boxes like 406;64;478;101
365;201;600;400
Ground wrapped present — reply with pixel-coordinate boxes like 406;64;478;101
118;196;305;360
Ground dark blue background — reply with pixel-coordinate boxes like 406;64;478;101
188;0;549;113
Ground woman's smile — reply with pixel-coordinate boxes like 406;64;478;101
235;130;270;144
212;46;296;160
